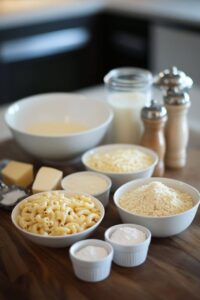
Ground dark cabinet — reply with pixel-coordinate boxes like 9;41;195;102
102;13;150;72
0;12;150;104
0;14;104;103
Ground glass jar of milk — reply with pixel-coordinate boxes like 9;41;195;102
104;67;152;144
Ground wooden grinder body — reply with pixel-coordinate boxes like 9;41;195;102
141;117;167;177
165;103;190;168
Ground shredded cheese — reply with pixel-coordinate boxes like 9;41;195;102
119;181;194;216
86;149;153;173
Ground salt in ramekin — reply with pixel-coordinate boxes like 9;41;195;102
69;239;113;282
105;224;151;267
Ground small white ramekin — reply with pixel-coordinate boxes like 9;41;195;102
104;224;151;267
69;239;113;282
61;171;112;207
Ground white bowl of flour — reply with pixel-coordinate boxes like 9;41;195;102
114;177;200;237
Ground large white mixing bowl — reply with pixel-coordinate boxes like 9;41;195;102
5;93;113;161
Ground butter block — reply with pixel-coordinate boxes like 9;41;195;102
32;167;63;194
1;160;34;188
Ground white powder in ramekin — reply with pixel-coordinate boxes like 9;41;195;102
75;246;108;261
110;227;146;245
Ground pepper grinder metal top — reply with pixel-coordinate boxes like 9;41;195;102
164;88;190;105
141;100;167;177
154;66;193;91
141;99;167;120
154;66;193;168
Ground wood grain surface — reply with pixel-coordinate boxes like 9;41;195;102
0;138;200;300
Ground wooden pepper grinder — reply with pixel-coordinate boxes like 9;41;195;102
154;66;193;168
141;99;167;176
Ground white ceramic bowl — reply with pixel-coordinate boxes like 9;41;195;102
82;144;158;190
69;239;113;282
5;93;113;161
105;224;151;267
11;191;105;248
114;178;200;237
61;171;112;207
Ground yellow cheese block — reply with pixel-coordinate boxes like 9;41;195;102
32;167;63;194
1;160;34;188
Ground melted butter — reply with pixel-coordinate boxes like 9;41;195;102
62;172;108;195
27;121;88;135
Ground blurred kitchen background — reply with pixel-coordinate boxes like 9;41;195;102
0;0;200;104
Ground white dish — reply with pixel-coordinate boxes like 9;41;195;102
61;171;112;207
69;239;113;282
105;224;151;267
5;93;113;161
114;177;200;237
82;144;158;190
11;191;105;248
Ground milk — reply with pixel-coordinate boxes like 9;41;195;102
107;92;149;144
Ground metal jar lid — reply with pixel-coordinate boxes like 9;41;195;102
154;66;193;90
104;67;153;91
141;100;167;120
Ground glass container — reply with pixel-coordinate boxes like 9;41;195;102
104;67;152;144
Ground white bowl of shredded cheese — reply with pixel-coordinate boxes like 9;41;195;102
82;144;158;190
114;178;200;237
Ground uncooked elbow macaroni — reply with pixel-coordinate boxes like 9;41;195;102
17;191;101;236
86;148;153;173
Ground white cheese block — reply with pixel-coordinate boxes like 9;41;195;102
1;160;34;188
32;167;63;194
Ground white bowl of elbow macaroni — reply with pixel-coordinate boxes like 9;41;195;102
11;191;105;248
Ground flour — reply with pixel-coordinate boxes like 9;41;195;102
119;181;194;216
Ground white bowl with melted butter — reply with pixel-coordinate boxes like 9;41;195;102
61;171;112;207
5;93;113;161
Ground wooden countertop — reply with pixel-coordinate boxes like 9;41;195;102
0;137;200;300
